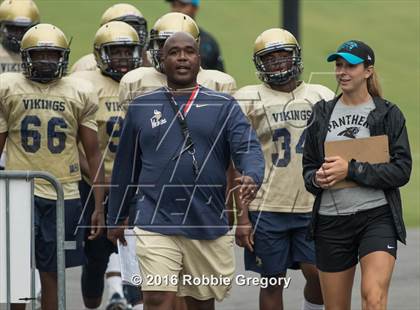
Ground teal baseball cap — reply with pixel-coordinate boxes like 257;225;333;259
327;40;375;66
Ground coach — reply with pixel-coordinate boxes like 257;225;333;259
107;32;264;309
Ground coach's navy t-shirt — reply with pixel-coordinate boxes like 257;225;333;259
108;86;264;240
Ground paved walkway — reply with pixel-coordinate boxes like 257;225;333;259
3;229;419;309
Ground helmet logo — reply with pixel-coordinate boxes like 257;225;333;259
159;31;175;37
265;42;281;48
37;41;55;47
115;36;133;42
13;17;31;23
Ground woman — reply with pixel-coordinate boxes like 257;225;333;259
302;40;412;310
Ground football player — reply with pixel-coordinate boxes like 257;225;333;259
0;24;104;310
119;12;236;105
70;3;149;73
234;28;335;310
165;0;225;72
0;0;39;73
0;0;39;170
71;21;143;310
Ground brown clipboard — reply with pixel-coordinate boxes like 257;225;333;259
324;135;390;189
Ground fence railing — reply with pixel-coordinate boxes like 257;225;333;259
0;171;67;310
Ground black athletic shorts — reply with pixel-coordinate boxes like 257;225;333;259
314;205;397;272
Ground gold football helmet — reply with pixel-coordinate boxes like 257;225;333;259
100;3;147;48
21;23;70;83
94;21;142;81
253;28;303;85
0;0;40;52
149;12;200;71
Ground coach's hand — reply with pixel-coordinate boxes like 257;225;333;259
107;219;128;246
235;175;258;207
88;210;104;240
235;220;254;252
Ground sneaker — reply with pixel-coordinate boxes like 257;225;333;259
106;293;128;310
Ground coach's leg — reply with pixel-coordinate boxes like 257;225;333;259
259;273;286;310
318;266;356;310
360;252;395;310
300;263;323;307
143;291;176;310
174;296;188;310
135;228;183;310
185;296;214;310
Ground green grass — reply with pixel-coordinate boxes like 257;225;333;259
35;0;419;226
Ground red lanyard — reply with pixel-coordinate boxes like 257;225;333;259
182;84;200;115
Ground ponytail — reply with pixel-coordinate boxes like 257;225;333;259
367;69;382;98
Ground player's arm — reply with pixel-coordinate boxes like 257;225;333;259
0;99;8;156
107;104;141;246
79;125;105;240
225;162;236;228
78;147;90;176
0;132;7;154
233;169;254;252
227;100;264;205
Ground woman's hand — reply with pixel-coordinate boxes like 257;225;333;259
318;156;349;188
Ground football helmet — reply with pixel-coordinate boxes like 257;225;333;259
253;28;303;85
94;21;142;81
149;12;199;72
21;23;69;83
0;0;40;53
101;3;147;49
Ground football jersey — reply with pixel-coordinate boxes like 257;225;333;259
0;73;98;199
0;44;22;73
71;69;124;180
119;67;236;105
234;82;335;213
70;53;97;73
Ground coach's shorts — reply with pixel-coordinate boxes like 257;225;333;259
34;196;85;272
134;228;235;302
315;205;397;272
245;211;315;277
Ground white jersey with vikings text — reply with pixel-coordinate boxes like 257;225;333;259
0;44;23;167
119;67;236;105
0;44;22;73
70;53;97;73
71;69;124;180
234;82;335;213
0;73;98;199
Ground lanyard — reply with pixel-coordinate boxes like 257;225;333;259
165;85;200;177
167;84;200;118
182;84;200;116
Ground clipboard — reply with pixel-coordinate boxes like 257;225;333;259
324;135;390;189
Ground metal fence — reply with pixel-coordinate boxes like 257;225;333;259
0;171;67;310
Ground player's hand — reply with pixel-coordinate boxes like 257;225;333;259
107;218;128;246
235;220;254;252
235;175;258;207
321;156;349;187
88;210;104;240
